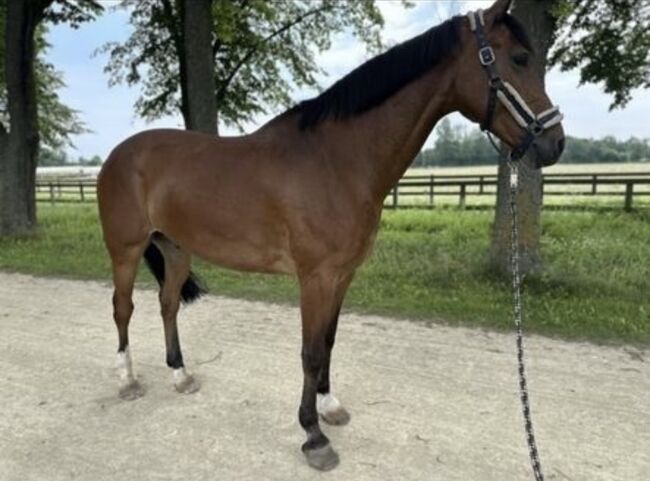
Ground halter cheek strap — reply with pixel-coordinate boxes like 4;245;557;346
468;10;563;161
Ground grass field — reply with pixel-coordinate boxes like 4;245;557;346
1;204;648;345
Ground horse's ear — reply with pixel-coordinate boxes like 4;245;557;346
484;0;514;26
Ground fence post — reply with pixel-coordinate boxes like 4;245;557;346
49;183;55;204
459;183;466;208
479;175;484;194
429;175;434;206
393;185;399;208
79;182;85;202
592;174;597;195
624;182;633;212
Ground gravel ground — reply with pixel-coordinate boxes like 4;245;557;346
0;272;648;481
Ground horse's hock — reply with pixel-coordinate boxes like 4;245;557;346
0;272;647;481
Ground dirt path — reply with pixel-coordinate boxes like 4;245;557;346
0;272;648;481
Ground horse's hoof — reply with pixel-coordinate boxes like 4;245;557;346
118;379;144;401
303;443;340;471
320;406;351;426
174;373;200;394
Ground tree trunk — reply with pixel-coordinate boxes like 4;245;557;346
0;0;47;236
489;0;557;276
180;0;217;133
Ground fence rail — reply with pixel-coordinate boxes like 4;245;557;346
36;181;97;204
386;172;650;211
36;171;650;211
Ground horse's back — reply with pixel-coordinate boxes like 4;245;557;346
97;128;299;273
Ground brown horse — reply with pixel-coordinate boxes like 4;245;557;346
97;0;564;471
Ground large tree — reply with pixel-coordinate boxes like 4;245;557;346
490;0;556;275
180;0;216;132
100;0;385;133
490;0;650;275
0;0;45;236
0;0;100;236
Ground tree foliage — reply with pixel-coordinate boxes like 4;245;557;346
99;0;385;129
551;0;650;108
561;135;650;163
38;148;102;166
414;119;499;167
0;1;99;149
32;33;88;149
414;120;650;168
41;0;102;27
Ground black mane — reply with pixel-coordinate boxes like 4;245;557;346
292;13;532;130
295;16;463;130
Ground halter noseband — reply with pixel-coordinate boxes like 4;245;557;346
468;10;563;161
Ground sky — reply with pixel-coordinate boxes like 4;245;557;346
45;0;650;159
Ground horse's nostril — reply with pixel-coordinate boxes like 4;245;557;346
557;138;565;157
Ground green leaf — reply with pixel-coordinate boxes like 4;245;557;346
100;0;387;128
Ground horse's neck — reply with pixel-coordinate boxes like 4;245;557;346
261;60;458;203
339;61;457;199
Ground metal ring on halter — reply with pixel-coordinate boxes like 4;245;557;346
529;121;544;136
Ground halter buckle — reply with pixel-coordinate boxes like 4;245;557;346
479;46;495;66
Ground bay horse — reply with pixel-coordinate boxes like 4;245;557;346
98;0;564;471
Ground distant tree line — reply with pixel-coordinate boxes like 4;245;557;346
413;118;650;167
560;135;650;164
40;117;649;168
38;148;102;167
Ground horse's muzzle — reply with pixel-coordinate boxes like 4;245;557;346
531;134;565;168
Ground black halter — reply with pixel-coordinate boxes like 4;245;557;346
468;10;563;161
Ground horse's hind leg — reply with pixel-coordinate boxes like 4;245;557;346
111;244;147;400
152;235;200;394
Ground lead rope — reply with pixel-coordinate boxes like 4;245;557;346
507;160;546;481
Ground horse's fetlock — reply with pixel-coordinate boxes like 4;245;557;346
298;405;319;430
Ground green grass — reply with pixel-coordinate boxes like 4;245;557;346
1;204;648;345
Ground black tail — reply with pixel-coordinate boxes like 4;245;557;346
143;243;206;304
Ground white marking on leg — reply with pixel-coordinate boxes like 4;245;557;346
173;367;189;386
116;347;134;381
172;367;199;394
317;393;342;416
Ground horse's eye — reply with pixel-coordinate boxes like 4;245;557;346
512;52;529;67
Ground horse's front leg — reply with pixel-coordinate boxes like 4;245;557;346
297;271;347;471
317;273;353;426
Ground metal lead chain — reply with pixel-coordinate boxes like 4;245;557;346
508;160;545;481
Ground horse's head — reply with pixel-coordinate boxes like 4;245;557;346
454;0;565;168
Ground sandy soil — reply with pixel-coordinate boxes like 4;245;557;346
0;272;648;481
